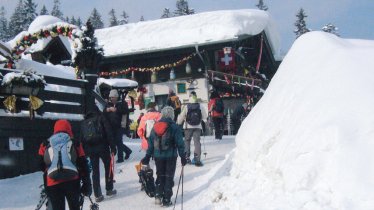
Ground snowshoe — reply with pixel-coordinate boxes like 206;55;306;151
135;162;155;197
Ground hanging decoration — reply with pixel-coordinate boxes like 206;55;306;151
3;95;17;112
29;95;44;119
255;34;264;73
170;68;176;80
218;47;236;73
131;70;135;80
99;50;205;77
151;71;157;83
185;62;192;74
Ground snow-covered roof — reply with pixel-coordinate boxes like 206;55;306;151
95;9;280;60
97;78;138;89
15;59;76;79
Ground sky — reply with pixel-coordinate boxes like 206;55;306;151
1;0;373;55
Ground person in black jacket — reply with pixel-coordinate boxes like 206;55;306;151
80;106;117;202
103;89;132;163
231;103;249;135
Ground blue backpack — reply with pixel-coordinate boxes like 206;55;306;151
44;133;78;181
186;103;202;126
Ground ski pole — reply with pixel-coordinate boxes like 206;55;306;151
173;166;184;210
181;166;184;210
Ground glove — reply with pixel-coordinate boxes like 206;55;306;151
81;177;92;196
110;146;117;156
181;156;187;166
141;154;151;165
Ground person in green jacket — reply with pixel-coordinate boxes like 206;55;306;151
141;106;187;207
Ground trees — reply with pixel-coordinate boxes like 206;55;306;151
89;8;104;29
23;0;38;28
161;8;171;18
109;9;119;27
119;11;129;25
39;5;48;15
256;0;268;11
0;6;9;41
322;23;340;36
294;8;310;39
51;0;64;20
9;0;26;37
174;0;195;16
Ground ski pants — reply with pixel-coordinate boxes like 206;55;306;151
90;149;113;197
154;157;177;201
46;179;80;210
114;128;132;161
213;117;224;139
184;128;202;161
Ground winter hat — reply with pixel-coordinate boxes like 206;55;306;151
109;89;119;98
161;106;175;120
54;119;73;138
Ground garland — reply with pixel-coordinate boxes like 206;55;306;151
99;50;205;77
9;23;80;61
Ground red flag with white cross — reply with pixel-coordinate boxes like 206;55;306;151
218;47;236;70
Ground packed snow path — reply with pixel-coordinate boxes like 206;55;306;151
0;136;235;210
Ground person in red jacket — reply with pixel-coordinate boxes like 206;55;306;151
137;102;162;150
38;120;92;210
208;91;224;140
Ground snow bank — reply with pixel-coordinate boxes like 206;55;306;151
95;9;280;59
202;32;374;210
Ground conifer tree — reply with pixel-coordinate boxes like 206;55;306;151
89;8;104;29
174;0;195;16
256;0;268;11
119;11;129;25
40;5;48;15
140;16;145;22
51;0;64;20
9;0;26;37
74;20;104;74
294;8;310;39
76;17;82;27
0;6;9;41
23;0;38;28
70;16;77;26
108;9;119;27
65;16;69;23
161;8;171;18
322;23;340;36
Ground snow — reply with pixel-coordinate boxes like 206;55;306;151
95;9;281;59
28;16;64;33
198;32;374;210
0;136;236;209
15;59;76;79
97;77;138;89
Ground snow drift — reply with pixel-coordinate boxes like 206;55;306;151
203;32;374;210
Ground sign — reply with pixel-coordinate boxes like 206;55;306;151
9;137;24;151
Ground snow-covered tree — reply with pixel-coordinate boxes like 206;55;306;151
76;17;82;27
65;16;69;23
23;0;38;28
74;20;104;74
322;23;340;36
89;8;104;29
0;6;9;41
294;8;310;39
70;16;77;26
39;5;48;15
108;8;119;27
119;11;129;25
174;0;195;16
9;0;26;37
139;15;145;22
161;8;171;18
51;0;63;20
256;0;268;11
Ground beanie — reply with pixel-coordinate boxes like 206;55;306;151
109;89;119;98
54;120;73;138
161;106;175;120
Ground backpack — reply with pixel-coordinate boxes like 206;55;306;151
44;133;78;181
153;122;173;151
186;103;202;126
170;96;181;109
214;99;224;113
81;116;104;144
145;119;156;139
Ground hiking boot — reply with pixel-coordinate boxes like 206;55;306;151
195;161;203;167
186;157;191;164
162;199;172;207
155;197;162;205
125;150;132;160
106;189;117;196
95;195;104;203
116;159;124;163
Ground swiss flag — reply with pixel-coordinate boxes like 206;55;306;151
218;49;236;70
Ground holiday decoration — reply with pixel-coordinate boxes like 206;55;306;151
151;71;158;83
29;95;44;119
170;68;176;80
3;95;17;112
185;62;192;74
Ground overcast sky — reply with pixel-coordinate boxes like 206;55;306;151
1;0;373;54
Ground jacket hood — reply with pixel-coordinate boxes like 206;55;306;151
54;120;73;138
153;118;173;136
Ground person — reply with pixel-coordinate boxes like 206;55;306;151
166;89;182;122
231;102;249;135
177;91;207;166
103;89;132;163
208;91;225;140
38;120;92;210
137;102;162;150
141;106;187;207
135;113;144;138
80;106;117;202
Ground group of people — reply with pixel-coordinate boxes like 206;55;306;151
37;88;245;209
